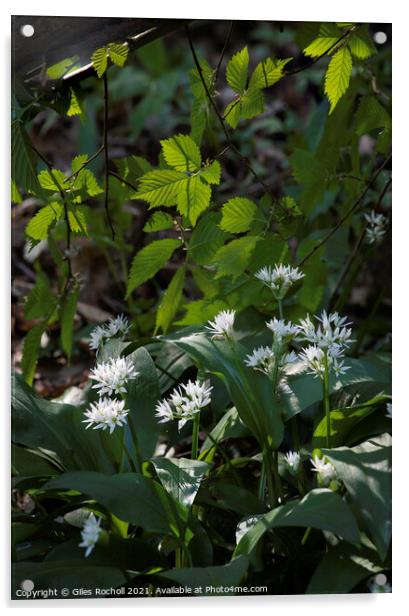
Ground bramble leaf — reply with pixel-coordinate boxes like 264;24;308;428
126;238;181;297
324;46;353;114
91;47;108;78
219;197;257;233
249;57;292;89
304;23;344;58
143;211;174;233
108;42;129;67
25;203;63;240
176;175;211;226
226;47;249;94
161;134;201;172
134;170;187;207
213;236;260;280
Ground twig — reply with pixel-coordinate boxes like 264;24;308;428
108;170;139;192
298;154;391;267
214;21;233;83
64;146;104;183
103;73;115;240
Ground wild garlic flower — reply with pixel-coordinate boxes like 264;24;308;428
364;210;388;245
284;451;301;475
311;455;337;487
255;264;304;300
298;344;349;379
79;513;102;557
244;346;275;375
368;574;391;593
299;311;353;351
266;318;300;343
155;380;212;430
206;310;236;340
90;356;138;397
386;402;392;419
89;314;130;351
83;398;129;434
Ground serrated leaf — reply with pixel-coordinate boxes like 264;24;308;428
38;168;66;191
143;211;174;233
324;46;353;114
348;30;376;60
68;205;88;234
11;121;43;197
25;203;63;240
155;266;186;334
91;47;108;78
161;134;201;172
220;197;257;233
249;57;292;89
200;160;221;185
355;96;390;136
224;88;264;129
304;23;344;58
126;239;181;298
189;59;214;99
134;169;186;207
189;212;227;265
67;88;82;116
190;97;208;145
213;236;260;280
25;271;55;320
226;47;249;94
176;175;211;226
108;42;129;67
21;322;47;385
60;284;80;360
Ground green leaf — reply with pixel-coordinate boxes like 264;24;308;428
226;47;249;94
91;47;108;78
200;160;221;185
143;211;174;233
126;238;181;298
324;46;353;114
25;271;55;320
155;556;249;595
156;266;186;334
21;323;47;385
323;434;391;560
224;88;265;129
348;29;376;60
234;489;360;556
189;59;214;99
176;175;211;225
108;42;129;67
161;134;201;172
60;284;80;360
68;205;88;234
200;407;249;463
303;23;344;57
134;169;186;207
249;57;292;89
11;179;22;203
151;457;209;508
45;471;180;535
38;168;66;191
355;95;391;136
25;203;63;240
11;120;44;197
189;212;227;265
213;236;259;280
219;197;257;233
46;55;81;79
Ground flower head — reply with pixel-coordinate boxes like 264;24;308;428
79;513;102;557
206;310;235;340
89;314;130;352
244;346;275;376
298;344;349;379
284;451;301;475
255;264;304;300
311;455;337;487
266;318;300;342
90;356;138;397
364;210;388;245
155;380;212;430
83;398;129;434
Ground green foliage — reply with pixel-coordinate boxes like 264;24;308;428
324;46;353;114
91;43;129;78
155;266;186;334
219;197;258;233
126;238;181;297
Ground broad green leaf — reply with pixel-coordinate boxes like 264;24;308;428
24;271;55;320
151;457;209;508
161;134;201;172
108;42;129;67
224;88;264;128
155;266;186;334
12;444;59;478
155;556;249;595
21;323;47;385
189;212;227;265
324;46;353;114
304;23;344;57
200;160;221;185
355;95;391;136
25;203;63;240
177;299;228;327
11;121;44;197
234;489;360;556
38;168;66;191
348;29;376;60
68;205;88;234
45;472;181;535
219;197;257;233
60;284;80;360
134;169;186;207
324;434;391;560
143;211;174;233
226;47;249;94
176;175;211;225
249;57;292;89
46;55;81;79
200;407;249;463
213;236;260;280
126;238;181;297
91;47;108;78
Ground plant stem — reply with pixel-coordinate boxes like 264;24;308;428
191;413;200;460
128;418;143;473
323;353;331;449
258;462;267;501
278;299;284;320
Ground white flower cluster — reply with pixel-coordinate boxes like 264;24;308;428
255;264;304;300
83;398;129;434
206;310;236;340
311;455;337;487
155;380;212;430
79;513;102;557
89;314;130;351
364;210;388;245
284;450;301;475
90;357;139;397
245;345;297;378
298;311;353;379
